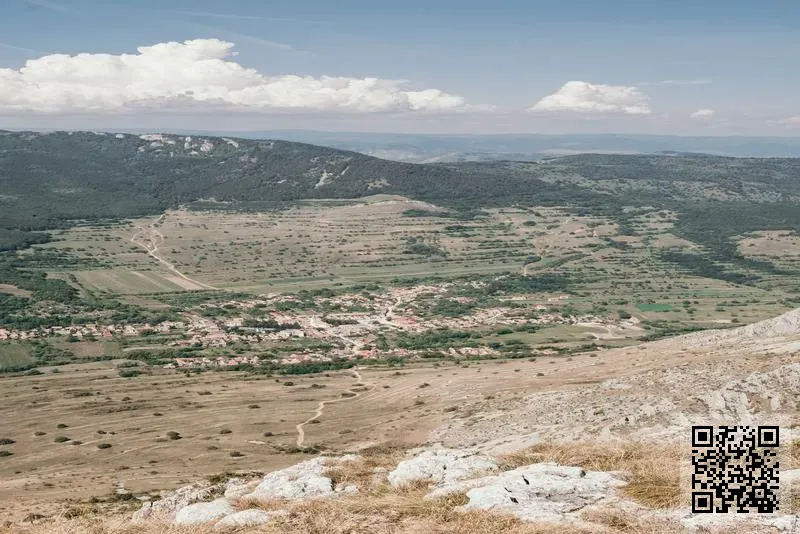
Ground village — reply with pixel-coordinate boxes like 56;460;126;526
0;284;612;369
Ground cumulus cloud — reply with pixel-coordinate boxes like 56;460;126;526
0;39;471;114
529;81;651;115
690;109;715;120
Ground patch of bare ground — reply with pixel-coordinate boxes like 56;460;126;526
0;284;31;297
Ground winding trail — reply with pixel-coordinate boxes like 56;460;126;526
130;214;218;291
295;369;369;447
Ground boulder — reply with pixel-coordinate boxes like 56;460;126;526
132;482;223;522
223;478;259;500
174;498;234;525
243;456;358;501
387;447;497;488
214;509;276;529
428;462;626;523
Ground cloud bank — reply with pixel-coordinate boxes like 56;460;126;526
0;39;471;114
529;81;651;115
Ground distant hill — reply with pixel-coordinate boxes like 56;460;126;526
1;130;800;258
218;131;800;161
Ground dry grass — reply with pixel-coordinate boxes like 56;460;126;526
500;441;682;509
323;441;410;490
0;488;596;534
581;509;685;534
256;486;594;534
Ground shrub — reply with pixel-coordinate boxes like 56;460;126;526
97;443;112;449
56;423;69;429
118;369;140;378
34;431;46;436
230;451;244;458
0;438;15;445
166;431;182;440
54;436;70;443
219;429;232;435
263;431;273;437
0;450;12;457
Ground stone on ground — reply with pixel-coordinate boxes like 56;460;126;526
387;447;498;488
132;482;223;522
428;462;626;523
214;509;276;529
242;456;359;501
174;498;235;525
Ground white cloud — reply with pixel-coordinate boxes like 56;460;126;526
0;39;471;114
690;109;715;120
774;116;800;128
529;81;651;115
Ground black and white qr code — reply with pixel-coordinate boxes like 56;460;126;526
691;425;780;513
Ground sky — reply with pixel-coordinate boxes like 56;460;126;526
1;0;800;135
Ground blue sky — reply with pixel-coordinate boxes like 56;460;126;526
1;0;799;134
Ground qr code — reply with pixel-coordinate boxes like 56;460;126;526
691;425;780;513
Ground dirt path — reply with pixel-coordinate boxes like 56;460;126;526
130;214;218;291
295;369;369;447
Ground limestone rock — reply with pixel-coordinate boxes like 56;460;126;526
387;447;498;488
428;463;626;523
214;509;276;529
133;482;222;522
131;502;152;523
174;498;234;525
335;483;359;495
223;478;259;500
242;456;358;501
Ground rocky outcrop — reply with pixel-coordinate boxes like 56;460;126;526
223;478;259;500
132;482;224;523
387;447;497;488
428;463;626;523
242;455;359;501
131;455;363;527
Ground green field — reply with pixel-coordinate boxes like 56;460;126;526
0;344;35;372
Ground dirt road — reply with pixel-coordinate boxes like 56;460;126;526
130;214;218;291
295;369;369;447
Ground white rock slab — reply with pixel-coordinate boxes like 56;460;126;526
429;463;626;523
174;498;234;525
215;509;276;529
388;447;498;488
